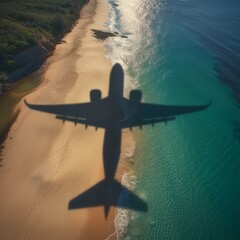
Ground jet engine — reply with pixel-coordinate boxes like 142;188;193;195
129;90;142;103
90;89;101;103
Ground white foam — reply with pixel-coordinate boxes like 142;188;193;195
114;171;138;239
104;1;141;239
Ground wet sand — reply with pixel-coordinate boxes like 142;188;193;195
0;0;118;239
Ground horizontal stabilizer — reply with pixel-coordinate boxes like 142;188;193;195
69;179;147;218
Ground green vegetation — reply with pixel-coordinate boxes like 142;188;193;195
0;0;87;76
0;73;7;84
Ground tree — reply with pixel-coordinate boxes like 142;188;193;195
0;72;7;88
53;15;65;37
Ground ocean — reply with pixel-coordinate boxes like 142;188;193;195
105;0;240;239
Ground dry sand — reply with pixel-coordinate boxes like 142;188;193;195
0;0;119;239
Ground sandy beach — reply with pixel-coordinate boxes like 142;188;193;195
0;0;119;239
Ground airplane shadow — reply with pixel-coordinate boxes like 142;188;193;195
24;63;210;217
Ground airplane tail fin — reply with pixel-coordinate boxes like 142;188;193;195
68;178;147;218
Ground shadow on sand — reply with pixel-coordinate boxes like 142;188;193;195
25;63;210;217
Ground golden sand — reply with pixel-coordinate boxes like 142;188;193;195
0;0;118;239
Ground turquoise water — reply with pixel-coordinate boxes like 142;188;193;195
106;1;240;239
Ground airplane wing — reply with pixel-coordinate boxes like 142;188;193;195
24;99;107;128
119;100;211;128
24;100;91;118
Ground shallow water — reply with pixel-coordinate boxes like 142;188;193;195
0;72;43;140
106;0;240;239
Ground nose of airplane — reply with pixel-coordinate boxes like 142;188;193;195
109;63;124;100
111;63;124;80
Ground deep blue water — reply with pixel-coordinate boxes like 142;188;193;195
106;0;240;239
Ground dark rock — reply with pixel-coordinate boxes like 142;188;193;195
57;40;67;44
91;29;128;41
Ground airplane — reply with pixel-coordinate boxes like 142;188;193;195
24;63;211;217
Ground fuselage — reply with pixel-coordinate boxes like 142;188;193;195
103;64;125;180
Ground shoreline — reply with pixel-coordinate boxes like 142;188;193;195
0;0;118;239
